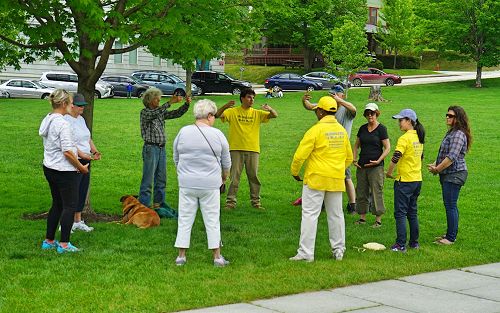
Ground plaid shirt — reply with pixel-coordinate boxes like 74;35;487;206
140;102;189;145
436;129;467;174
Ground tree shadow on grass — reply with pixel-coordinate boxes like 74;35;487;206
23;211;121;222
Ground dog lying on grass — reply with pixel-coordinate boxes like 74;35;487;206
120;195;160;228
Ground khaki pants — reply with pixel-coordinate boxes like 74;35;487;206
226;151;261;207
355;165;386;216
296;185;345;259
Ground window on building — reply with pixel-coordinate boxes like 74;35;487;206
153;56;161;66
129;49;137;65
114;41;123;64
368;7;378;25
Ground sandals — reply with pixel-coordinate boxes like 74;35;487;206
354;219;366;225
372;221;382;228
435;238;454;245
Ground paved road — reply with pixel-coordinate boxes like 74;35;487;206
250;70;500;94
177;262;500;313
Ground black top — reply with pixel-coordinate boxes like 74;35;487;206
356;123;389;167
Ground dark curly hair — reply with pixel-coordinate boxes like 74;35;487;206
448;106;472;152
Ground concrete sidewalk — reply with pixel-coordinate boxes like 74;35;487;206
177;263;500;313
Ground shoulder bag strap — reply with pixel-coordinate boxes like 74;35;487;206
194;124;221;169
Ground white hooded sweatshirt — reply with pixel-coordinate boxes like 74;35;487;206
39;113;77;171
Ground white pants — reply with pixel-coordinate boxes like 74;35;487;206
296;185;345;259
175;188;221;249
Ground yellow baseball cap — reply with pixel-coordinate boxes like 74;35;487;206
314;96;337;112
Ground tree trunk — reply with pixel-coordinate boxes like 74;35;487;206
185;67;193;97
475;64;482;88
393;49;398;70
368;85;386;101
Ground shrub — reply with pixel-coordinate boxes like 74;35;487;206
377;55;421;69
368;59;384;70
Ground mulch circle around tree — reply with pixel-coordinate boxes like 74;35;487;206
23;211;121;222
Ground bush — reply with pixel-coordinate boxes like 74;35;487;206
368;59;384;70
377;54;421;69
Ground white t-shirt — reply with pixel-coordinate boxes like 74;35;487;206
64;115;91;155
39;113;77;171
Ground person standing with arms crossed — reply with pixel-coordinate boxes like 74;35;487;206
299;85;357;214
215;88;278;210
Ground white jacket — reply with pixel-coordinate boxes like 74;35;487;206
39;113;77;171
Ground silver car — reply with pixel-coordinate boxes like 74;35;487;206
302;72;351;89
0;79;55;99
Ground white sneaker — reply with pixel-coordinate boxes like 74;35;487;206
72;220;94;232
175;256;186;266
214;255;230;267
289;254;314;262
333;249;344;261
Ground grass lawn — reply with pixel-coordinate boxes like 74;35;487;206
0;79;499;313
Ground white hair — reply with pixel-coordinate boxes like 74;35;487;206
193;99;217;119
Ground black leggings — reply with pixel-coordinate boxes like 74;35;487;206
43;166;80;243
76;160;91;212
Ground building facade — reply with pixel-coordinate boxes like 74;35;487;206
0;45;224;83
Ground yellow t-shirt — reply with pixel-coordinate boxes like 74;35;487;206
291;115;353;192
395;130;423;182
221;106;270;153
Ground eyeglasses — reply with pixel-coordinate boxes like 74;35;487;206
446;114;455;118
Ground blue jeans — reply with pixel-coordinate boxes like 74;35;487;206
441;182;462;242
394;181;422;247
139;144;166;207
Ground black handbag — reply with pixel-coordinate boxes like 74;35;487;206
195;124;226;194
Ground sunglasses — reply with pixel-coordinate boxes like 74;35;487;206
446;114;456;118
364;111;376;116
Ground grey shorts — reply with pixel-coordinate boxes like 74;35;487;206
345;167;352;179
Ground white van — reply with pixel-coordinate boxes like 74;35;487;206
39;72;114;98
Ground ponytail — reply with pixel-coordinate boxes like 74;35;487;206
412;119;425;144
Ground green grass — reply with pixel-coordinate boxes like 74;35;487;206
1;79;499;312
383;69;437;76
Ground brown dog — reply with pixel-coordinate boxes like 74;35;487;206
120;195;160;228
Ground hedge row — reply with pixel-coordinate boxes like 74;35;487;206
376;55;421;69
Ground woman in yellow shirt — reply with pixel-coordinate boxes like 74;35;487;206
386;109;425;252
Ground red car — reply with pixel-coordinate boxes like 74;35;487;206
349;68;402;87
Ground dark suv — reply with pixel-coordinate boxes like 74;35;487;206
100;75;150;98
191;71;251;95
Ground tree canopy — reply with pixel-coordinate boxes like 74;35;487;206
415;0;499;87
261;0;367;71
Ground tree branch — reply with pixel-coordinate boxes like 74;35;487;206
97;42;142;56
0;34;57;49
123;0;150;18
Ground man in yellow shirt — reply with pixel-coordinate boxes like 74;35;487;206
290;96;353;262
215;88;278;210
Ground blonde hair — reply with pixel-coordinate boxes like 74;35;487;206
193;99;217;119
49;89;72;109
142;87;162;107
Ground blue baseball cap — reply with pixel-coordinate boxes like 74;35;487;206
392;109;417;122
329;85;345;94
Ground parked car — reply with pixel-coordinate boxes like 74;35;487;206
191;71;251;95
302;72;351;89
39;71;114;98
264;73;323;91
349;68;402;87
0;79;55;99
131;70;200;96
100;75;150;98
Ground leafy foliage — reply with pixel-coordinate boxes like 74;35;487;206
376;0;415;69
259;0;367;70
414;0;500;86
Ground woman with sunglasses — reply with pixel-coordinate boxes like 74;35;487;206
386;109;425;252
353;103;390;227
428;106;471;245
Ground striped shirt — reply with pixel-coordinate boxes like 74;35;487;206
140;102;189;146
436;129;468;174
